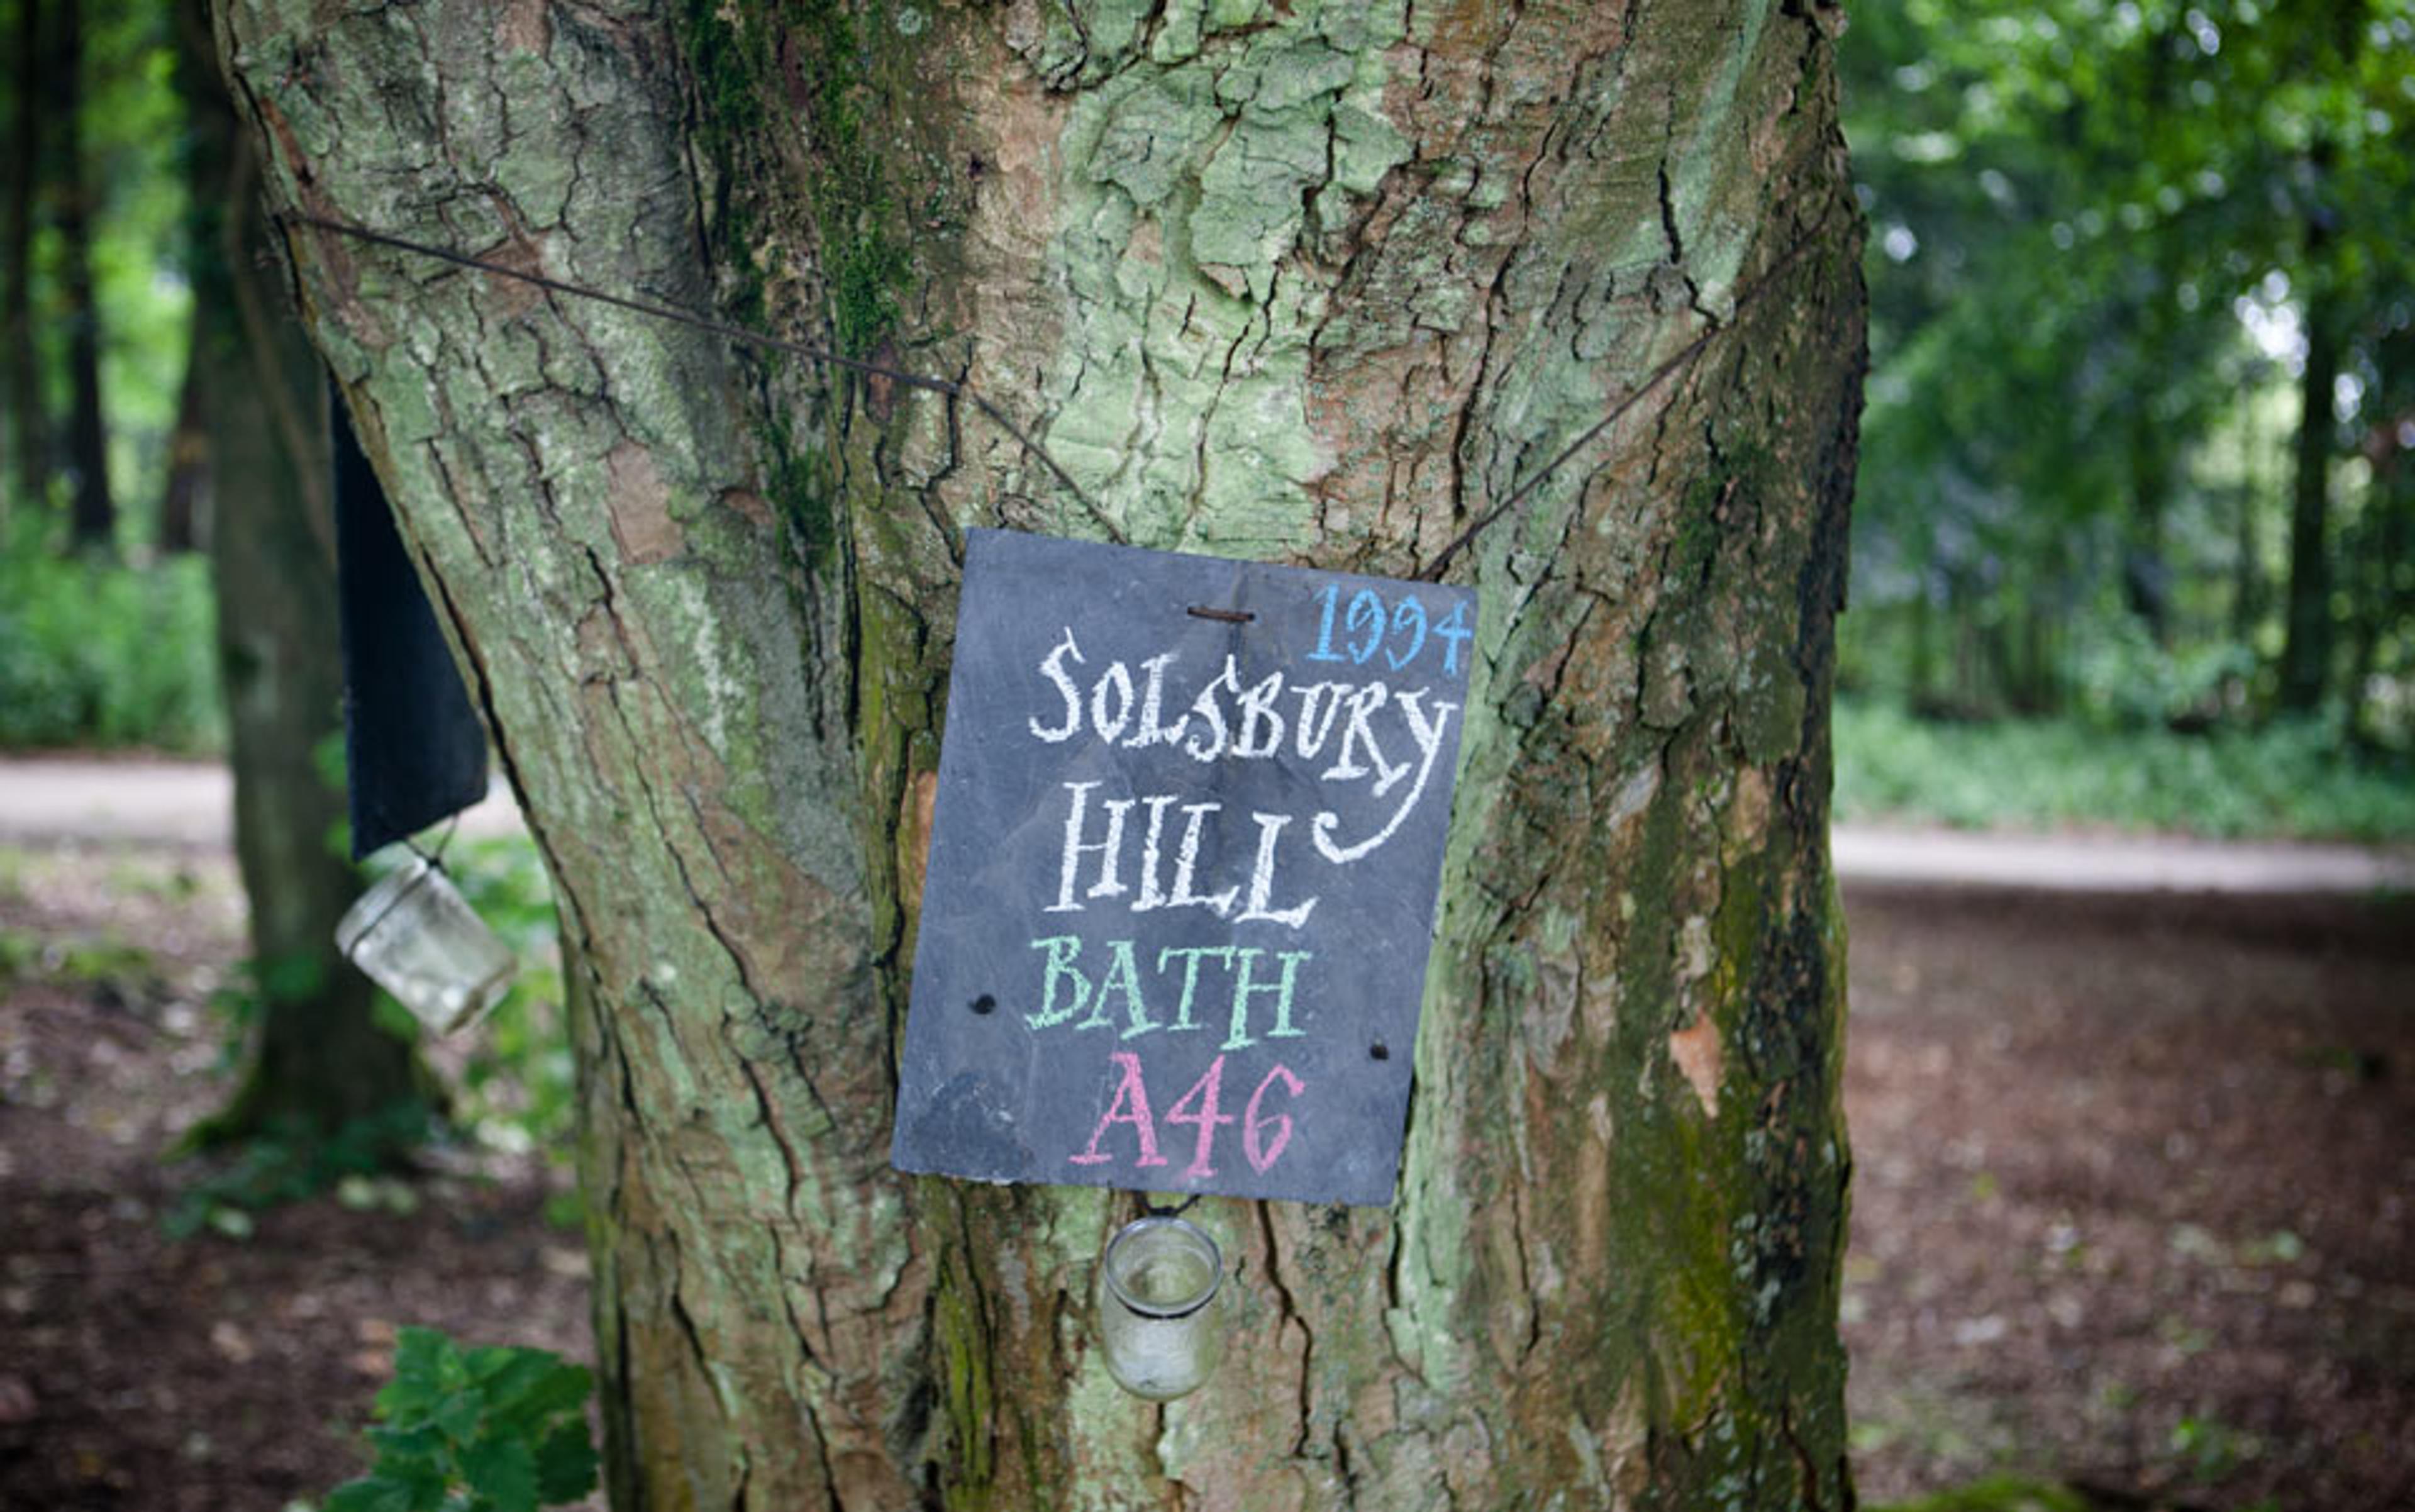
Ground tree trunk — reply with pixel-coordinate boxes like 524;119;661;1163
159;314;209;553
3;0;42;520
2348;325;2414;744
52;0;113;553
187;0;419;1142
2124;411;2170;643
2280;289;2340;713
218;3;1864;1507
2231;474;2263;644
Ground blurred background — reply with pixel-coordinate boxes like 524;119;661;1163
1839;0;2415;836
0;2;2409;1510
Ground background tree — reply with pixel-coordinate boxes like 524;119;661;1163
175;0;421;1145
216;1;1864;1506
51;0;118;553
1;0;198;548
0;0;219;750
3;0;43;521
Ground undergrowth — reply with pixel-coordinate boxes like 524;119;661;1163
169;831;577;1236
1834;698;2415;841
323;1326;597;1512
166;1101;438;1240
0;538;222;752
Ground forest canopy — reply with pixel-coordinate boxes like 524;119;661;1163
1842;0;2415;743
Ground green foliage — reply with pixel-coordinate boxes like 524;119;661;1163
4;0;194;533
434;834;577;1158
323;1327;597;1512
1835;696;2415;840
164;1101;437;1240
0;925;158;996
1862;1477;2092;1512
0;927;35;985
0;528;221;750
2170;1413;2263;1482
1843;0;2415;731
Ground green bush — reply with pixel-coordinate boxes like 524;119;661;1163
419;833;577;1159
324;1326;597;1512
169;833;575;1235
0;542;222;752
1834;698;2415;841
164;1101;437;1240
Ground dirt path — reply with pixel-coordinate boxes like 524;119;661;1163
1842;882;2415;1510
0;757;524;849
1835;824;2415;894
0;842;590;1511
8;755;2411;892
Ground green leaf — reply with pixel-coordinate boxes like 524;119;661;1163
464;1346;523;1384
532;1421;600;1504
372;1364;445;1423
388;1328;459;1395
361;1423;447;1478
463;1351;589;1431
456;1435;540;1512
430;1389;488;1445
321;1473;426;1512
506;1361;594;1421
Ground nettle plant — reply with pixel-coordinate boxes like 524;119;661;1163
326;1327;597;1512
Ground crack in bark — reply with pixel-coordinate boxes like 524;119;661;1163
802;1392;847;1512
575;573;771;1016
1506;1169;1543;1370
667;1275;724;1416
605;1289;640;1509
767;1226;826;1367
1254;1201;1317;1458
419;440;501;572
738;1052;805;1211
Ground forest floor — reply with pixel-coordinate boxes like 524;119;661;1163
0;833;2409;1510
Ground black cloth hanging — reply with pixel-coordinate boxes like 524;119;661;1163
333;382;489;858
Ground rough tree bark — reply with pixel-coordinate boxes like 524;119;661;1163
217;2;1863;1507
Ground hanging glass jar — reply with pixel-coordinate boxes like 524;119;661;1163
1096;1215;1224;1401
335;853;514;1034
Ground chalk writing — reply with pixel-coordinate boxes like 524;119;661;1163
891;530;1477;1206
1307;583;1474;674
1069;1053;1304;1179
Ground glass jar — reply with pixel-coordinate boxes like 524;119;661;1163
334;854;514;1035
1097;1216;1224;1401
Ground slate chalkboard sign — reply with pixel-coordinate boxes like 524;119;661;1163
891;530;1477;1206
